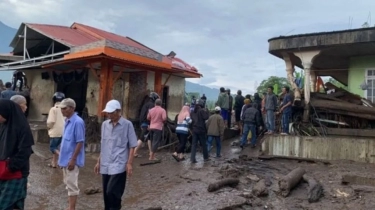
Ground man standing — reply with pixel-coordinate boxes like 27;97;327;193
240;103;262;149
278;86;292;135
0;82;16;99
206;106;225;158
58;98;85;210
264;86;278;135
46;92;65;168
200;94;207;108
234;90;245;135
147;99;167;160
134;92;159;157
216;87;229;127
94;100;138;210
226;89;233;128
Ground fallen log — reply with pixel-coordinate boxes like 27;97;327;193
144;207;162;210
207;178;240;192
302;174;323;203
139;160;162;166
258;155;331;165
310;98;375;115
278;167;306;197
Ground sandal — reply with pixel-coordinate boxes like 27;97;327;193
47;164;57;168
172;154;180;162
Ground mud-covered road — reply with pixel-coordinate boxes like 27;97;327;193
26;138;375;210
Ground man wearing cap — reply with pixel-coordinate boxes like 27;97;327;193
206;106;225;158
58;98;85;210
94;99;138;210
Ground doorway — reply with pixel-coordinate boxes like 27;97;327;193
162;86;169;111
54;70;88;116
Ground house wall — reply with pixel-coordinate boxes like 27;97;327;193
86;70;100;116
162;73;185;119
348;55;375;97
127;72;148;120
25;70;55;121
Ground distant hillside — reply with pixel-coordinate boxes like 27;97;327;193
0;21;16;81
185;81;219;101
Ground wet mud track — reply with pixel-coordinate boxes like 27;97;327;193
26;139;375;209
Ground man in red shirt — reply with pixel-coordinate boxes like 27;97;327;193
147;99;167;160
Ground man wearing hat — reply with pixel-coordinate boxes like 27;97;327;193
58;98;85;210
94;99;138;210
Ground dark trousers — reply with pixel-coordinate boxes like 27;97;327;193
227;109;232;128
176;133;188;153
190;133;209;162
150;129;162;152
102;171;127;210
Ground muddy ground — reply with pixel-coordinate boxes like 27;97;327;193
26;138;375;210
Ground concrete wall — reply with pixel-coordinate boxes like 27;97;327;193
262;135;375;163
86;70;100;116
128;72;147;120
348;55;375;97
162;74;185;119
25;70;55;121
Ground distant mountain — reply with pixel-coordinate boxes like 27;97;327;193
0;21;16;81
185;81;219;101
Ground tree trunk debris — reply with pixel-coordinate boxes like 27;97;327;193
207;178;240;192
302;174;323;203
278;167;306;197
140;160;162;166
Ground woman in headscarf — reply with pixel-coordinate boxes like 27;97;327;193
172;105;192;161
0;99;34;210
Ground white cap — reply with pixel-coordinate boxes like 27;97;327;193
58;98;76;108
214;106;221;111
102;100;121;113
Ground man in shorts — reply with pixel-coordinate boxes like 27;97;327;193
46;92;65;168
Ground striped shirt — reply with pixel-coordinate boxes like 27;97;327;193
176;117;192;134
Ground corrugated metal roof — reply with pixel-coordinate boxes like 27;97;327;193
71;23;152;51
26;23;99;47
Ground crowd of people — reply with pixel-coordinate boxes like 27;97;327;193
0;81;293;209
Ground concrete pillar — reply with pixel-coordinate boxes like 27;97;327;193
282;52;301;101
310;70;317;92
294;50;320;122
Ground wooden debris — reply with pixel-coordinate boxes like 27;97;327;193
341;174;375;186
351;185;375;193
144;207;162;210
258;155;331;165
140;160;162;166
278;167;306;197
310;99;375;115
252;179;268;197
303;174;323;203
207;178;240;192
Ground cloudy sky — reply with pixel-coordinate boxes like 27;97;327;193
0;0;374;93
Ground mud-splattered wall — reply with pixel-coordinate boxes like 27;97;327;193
25;70;55;121
85;70;100;116
162;73;185;119
128;72;147;120
112;73;130;118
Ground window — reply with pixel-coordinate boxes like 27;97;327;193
366;69;375;103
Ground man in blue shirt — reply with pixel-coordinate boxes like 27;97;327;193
279;86;292;135
0;82;16;99
94;100;138;210
58;98;85;210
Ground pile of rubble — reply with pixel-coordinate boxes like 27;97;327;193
310;82;375;129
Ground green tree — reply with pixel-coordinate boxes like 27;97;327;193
256;76;291;95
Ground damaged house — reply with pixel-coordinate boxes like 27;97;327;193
263;27;375;163
0;22;201;145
